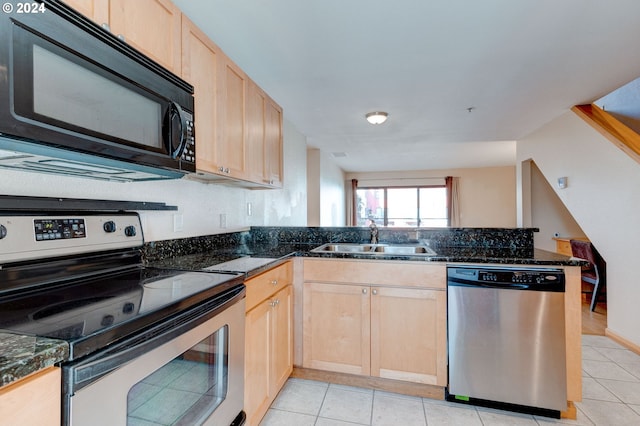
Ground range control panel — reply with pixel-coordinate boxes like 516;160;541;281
0;213;143;264
34;218;86;241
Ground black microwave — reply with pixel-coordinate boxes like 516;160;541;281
0;0;195;181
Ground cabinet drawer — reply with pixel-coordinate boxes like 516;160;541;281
304;258;445;289
245;261;293;311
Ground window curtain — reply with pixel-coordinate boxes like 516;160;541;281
445;176;460;227
346;179;358;226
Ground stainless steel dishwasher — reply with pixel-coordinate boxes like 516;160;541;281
446;266;567;418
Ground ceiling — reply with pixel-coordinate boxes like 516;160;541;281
172;0;640;172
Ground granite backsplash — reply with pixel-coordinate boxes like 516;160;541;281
142;226;538;263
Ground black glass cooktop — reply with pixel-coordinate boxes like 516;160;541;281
0;266;243;360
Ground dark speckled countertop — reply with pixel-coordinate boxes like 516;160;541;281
2;226;582;389
0;332;69;387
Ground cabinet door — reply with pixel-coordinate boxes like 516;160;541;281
370;287;447;385
0;367;61;426
109;0;182;74
181;16;220;174
264;97;283;187
246;80;267;184
244;300;272;426
246;81;283;187
62;0;109;24
303;282;370;375
271;285;293;396
216;56;247;179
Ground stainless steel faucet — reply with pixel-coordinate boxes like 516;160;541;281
369;221;378;244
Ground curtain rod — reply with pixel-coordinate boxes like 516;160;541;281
355;176;448;181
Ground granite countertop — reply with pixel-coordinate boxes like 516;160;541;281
0;332;69;387
2;234;580;389
148;247;298;277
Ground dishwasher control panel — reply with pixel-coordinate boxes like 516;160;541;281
479;270;561;284
448;266;565;292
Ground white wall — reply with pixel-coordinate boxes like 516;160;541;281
347;166;517;227
0;118;308;241
526;160;586;251
307;148;346;226
517;111;640;346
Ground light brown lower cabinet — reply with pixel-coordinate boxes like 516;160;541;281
244;262;293;426
0;366;61;426
302;259;447;386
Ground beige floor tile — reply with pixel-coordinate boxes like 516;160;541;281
576;398;640;426
319;386;373;425
259;409;316;426
371;391;426;426
270;378;328;415
423;400;482;425
581;335;625;349
581;346;610;362
597;378;640;405
582;359;639;381
581;377;621;402
475;407;538;425
594;347;640;365
315;417;366;426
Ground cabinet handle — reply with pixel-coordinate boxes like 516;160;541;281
362;288;368;295
101;23;111;32
224;168;230;174
372;289;378;295
218;166;224;172
271;279;278;286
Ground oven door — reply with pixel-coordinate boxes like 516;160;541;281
63;288;245;426
0;2;195;173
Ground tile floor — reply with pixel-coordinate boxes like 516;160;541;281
260;335;640;426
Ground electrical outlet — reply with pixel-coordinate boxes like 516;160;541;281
173;214;184;232
219;213;226;228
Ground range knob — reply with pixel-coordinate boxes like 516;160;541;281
124;225;137;237
103;221;117;233
0;224;6;239
101;315;115;327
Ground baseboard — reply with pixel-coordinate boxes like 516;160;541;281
291;367;445;400
605;328;640;355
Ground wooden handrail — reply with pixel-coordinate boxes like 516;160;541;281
572;104;640;165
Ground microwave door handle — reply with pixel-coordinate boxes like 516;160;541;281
168;102;188;159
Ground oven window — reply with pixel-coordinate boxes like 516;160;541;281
126;325;229;425
32;44;162;149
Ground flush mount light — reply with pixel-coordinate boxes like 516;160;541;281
365;111;388;125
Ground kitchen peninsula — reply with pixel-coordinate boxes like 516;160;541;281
1;225;584;424
143;225;583;421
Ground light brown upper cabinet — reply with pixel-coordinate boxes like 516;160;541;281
66;0;283;187
62;0;108;23
217;56;248;180
181;16;220;174
63;0;182;75
247;81;283;188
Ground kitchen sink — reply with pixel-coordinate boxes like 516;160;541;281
311;243;437;256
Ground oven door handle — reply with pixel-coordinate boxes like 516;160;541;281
64;285;245;393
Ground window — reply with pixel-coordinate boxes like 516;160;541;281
356;186;447;227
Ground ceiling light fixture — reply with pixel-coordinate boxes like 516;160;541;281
365;111;388;125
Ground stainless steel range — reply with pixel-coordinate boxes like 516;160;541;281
0;212;246;426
